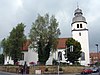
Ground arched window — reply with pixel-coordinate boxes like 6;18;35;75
81;52;85;60
20;53;24;60
58;52;62;61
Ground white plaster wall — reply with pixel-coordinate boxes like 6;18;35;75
23;48;38;66
46;54;53;65
46;49;67;65
72;22;87;30
4;56;13;65
72;22;90;66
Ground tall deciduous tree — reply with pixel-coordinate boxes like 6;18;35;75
9;23;26;64
1;38;11;57
29;14;60;65
65;38;82;64
0;54;4;65
2;23;26;65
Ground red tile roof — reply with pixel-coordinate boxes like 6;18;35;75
22;39;31;51
57;38;68;49
22;38;68;51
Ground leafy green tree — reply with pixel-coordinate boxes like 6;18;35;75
1;23;26;65
29;14;60;65
1;38;11;57
65;38;82;64
0;54;4;65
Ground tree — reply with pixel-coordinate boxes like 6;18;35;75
0;54;4;65
65;38;82;64
29;14;60;65
1;38;11;57
8;23;26;64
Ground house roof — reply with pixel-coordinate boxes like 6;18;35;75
57;38;68;49
22;39;31;51
22;38;68;51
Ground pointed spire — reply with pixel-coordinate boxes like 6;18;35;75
77;2;79;9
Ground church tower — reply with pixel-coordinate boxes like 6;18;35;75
71;7;90;66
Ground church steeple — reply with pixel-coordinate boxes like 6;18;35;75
71;7;90;66
72;7;87;24
77;2;79;9
74;8;83;16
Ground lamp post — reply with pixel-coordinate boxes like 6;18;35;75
64;45;73;58
57;45;73;75
58;51;63;75
95;44;99;62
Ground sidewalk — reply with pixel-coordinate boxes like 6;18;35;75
0;71;80;75
0;71;29;75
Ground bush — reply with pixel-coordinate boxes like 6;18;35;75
59;67;63;71
0;54;4;65
45;68;48;72
95;62;100;66
52;58;58;65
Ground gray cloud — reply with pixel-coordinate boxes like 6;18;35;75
0;0;100;52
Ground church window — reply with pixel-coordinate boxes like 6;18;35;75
79;32;81;36
77;24;79;28
81;52;85;60
20;53;24;60
80;24;82;28
58;52;62;61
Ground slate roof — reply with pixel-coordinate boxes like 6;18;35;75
72;8;86;24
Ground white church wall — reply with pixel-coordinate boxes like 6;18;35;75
22;48;38;66
46;49;67;65
72;21;90;66
4;56;13;65
72;30;90;66
71;7;90;66
72;22;87;30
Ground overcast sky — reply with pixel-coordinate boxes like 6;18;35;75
0;0;100;52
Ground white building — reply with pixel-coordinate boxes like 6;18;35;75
71;7;90;66
4;7;90;66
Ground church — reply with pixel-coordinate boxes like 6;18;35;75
47;7;90;66
4;7;90;66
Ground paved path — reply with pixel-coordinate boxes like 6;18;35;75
5;71;100;75
0;71;81;75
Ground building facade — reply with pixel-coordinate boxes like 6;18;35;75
4;7;90;66
90;52;100;64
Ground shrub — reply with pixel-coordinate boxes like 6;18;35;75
5;64;14;66
52;58;58;65
59;67;63;71
45;68;48;72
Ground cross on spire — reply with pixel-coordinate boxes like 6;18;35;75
77;2;79;8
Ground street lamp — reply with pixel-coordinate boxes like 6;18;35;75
57;45;73;75
64;45;73;58
95;44;99;62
